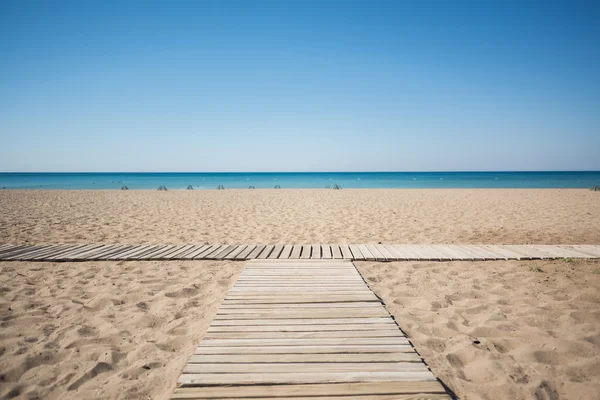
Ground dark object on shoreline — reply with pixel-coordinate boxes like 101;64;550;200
187;185;194;190
274;185;281;189
333;184;342;190
157;186;168;191
120;186;129;190
325;185;331;188
217;185;225;190
248;186;255;189
591;186;600;191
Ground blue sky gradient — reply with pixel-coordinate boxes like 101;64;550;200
1;0;599;172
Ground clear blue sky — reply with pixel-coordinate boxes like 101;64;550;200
1;0;599;172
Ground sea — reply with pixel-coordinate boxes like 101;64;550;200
0;172;599;190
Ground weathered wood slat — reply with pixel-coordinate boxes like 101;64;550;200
256;244;274;259
223;244;247;260
210;245;234;260
374;244;396;261
199;337;409;346
319;244;331;259
289;245;302;259
207;323;400;332
179;370;434;385
172;381;448;398
278;244;293;259
184;362;425;373
204;330;405;339
358;245;375;261
366;244;385;261
268;245;284;259
235;244;257;260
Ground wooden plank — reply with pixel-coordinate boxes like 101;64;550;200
179;245;208;259
278;244;293;259
172;381;448;398
194;344;414;355
2;245;54;260
143;245;178;259
429;245;465;261
223;244;247;260
207;324;400;332
565;245;600;257
183;362;426;373
0;244;16;254
257;244;275;259
179;370;435;385
28;244;85;260
349;245;365;261
375;244;396;261
459;245;499;260
247;245;266;260
532;245;592;258
235;244;257;260
200;244;230;259
210;318;395;326
135;244;169;259
339;245;353;259
321;244;332;259
222;296;380;304
289;245;303;259
504;245;552;260
173;389;449;400
268;245;284;259
358;245;375;261
380;244;406;261
214;245;239;260
330;245;342;259
165;244;196;259
19;245;72;260
53;244;106;261
405;245;435;261
214;310;391;319
366;244;385;261
420;245;453;261
442;244;478;261
391;245;420;261
483;245;524;260
117;245;158;260
219;302;383;309
204;330;405;339
199;338;409;346
298;245;310;259
310;244;321;259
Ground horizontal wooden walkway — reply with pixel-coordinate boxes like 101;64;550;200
172;259;452;399
0;243;599;262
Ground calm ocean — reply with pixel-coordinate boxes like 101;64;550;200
0;172;599;190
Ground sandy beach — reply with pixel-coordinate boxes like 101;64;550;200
1;189;599;399
0;260;243;400
357;259;600;400
1;189;599;245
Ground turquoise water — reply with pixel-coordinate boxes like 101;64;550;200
0;172;599;189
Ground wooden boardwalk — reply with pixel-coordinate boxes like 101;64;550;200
0;243;599;262
172;259;452;399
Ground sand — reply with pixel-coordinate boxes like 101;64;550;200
0;260;243;400
357;259;600;400
1;189;599;245
1;189;600;399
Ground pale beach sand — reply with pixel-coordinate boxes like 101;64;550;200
0;261;243;400
1;189;599;399
1;189;599;245
357;259;600;400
